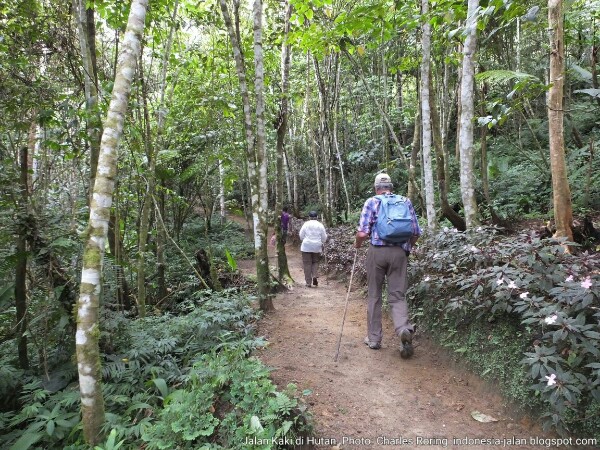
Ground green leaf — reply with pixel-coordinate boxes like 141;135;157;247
8;432;44;450
569;63;593;83
225;249;237;271
250;415;263;432
574;88;600;99
475;69;539;84
151;378;169;398
46;419;55;436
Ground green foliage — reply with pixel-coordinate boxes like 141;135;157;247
0;290;312;449
141;351;311;449
0;380;81;450
409;228;600;438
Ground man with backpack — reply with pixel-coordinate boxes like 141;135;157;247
354;173;421;358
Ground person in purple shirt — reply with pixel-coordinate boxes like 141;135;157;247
280;206;290;245
354;173;421;358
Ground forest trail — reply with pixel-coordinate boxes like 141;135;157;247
237;236;568;450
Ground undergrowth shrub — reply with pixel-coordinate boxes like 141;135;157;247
0;290;311;449
408;227;600;438
141;350;312;449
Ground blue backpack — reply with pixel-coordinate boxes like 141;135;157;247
374;194;414;243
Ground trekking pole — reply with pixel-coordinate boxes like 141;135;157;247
334;248;358;362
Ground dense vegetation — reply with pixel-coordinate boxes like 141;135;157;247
319;224;600;439
1;222;314;449
1;0;599;447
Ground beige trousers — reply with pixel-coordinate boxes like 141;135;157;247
366;244;413;344
301;252;321;285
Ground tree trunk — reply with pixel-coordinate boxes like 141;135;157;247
16;145;29;370
478;82;501;225
73;0;101;202
548;0;574;241
219;0;272;310
408;107;421;206
76;0;148;444
275;0;293;283
313;56;336;226
108;206;131;310
252;0;273;310
155;0;179;303
136;58;155;318
420;0;437;231
332;62;351;219
219;160;226;224
458;0;480;229
156;188;168;301
431;79;466;230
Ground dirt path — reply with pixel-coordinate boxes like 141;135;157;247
239;240;577;450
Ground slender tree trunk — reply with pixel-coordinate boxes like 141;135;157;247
156;0;179;299
16;145;29;370
108;206;131;310
76;1;148;444
283;149;292;205
332;62;351;219
156;187;168;301
136;59;155;318
275;0;292;282
478;81;500;224
397;71;408;146
313;56;335;225
455;48;463;160
382;42;390;166
583;140;593;207
591;23;600;106
516;17;521;71
219;160;226;224
420;0;436;230
458;0;480;229
408;108;421;205
252;0;272;309
73;0;101;202
220;0;272;310
548;0;574;241
431;79;466;230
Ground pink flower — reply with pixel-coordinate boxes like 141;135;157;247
565;275;574;282
496;278;504;285
507;280;517;289
581;277;593;289
544;315;558;325
545;374;557;386
519;292;529;299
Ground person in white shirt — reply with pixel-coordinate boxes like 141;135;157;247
298;211;328;288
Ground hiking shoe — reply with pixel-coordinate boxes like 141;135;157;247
312;277;318;286
305;284;311;288
364;336;381;350
399;329;414;359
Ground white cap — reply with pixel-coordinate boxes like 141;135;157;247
374;173;392;186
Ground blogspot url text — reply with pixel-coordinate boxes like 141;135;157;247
245;435;598;447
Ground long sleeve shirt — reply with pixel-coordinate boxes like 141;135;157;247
299;219;327;253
